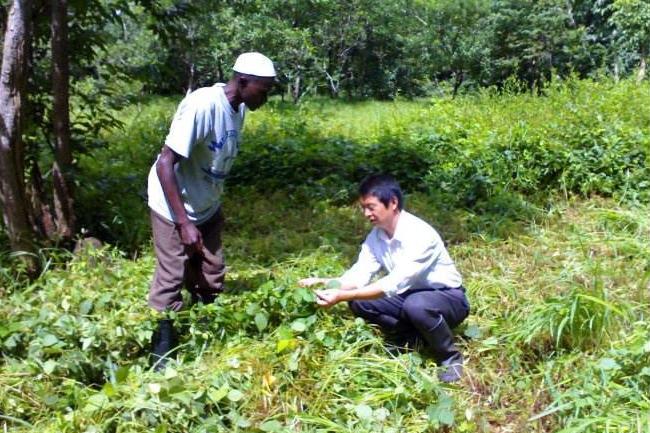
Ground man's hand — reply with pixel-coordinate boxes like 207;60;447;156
314;289;346;308
298;277;328;287
177;221;203;255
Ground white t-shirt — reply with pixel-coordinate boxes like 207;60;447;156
340;211;462;296
147;84;245;224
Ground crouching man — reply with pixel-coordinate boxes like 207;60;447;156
299;174;470;382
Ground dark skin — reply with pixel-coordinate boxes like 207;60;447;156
157;74;275;255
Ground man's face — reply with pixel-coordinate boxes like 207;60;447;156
241;77;275;111
359;194;398;230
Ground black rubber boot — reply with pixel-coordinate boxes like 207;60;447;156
150;319;178;372
422;316;463;383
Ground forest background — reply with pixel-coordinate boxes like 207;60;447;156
0;0;649;432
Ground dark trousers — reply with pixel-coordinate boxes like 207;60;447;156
349;287;470;350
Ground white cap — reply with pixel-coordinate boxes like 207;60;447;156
233;52;276;77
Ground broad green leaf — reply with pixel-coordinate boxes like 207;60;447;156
463;324;482;339
79;300;93;315
277;326;294;340
172;391;192;405
438;409;455;426
43;394;59;407
255;312;269;332
237;417;251;428
41;334;59;347
260;420;283;432
427;394;455;426
83;393;109;413
291;320;306;333
246;303;260;315
0;322;22;338
208;384;230;403
355;404;373;420
326;279;341;290
598;358;621;371
375;407;390;421
427;404;454;426
102;383;116;397
228;389;244;402
276;338;296;353
300;288;316;302
115;366;130;383
43;359;57;374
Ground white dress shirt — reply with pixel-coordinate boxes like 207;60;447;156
340;211;462;297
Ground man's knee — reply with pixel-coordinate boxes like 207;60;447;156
348;300;365;317
402;294;442;327
349;299;382;320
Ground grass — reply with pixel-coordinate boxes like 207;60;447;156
1;191;649;432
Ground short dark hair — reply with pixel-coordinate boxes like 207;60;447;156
359;174;403;210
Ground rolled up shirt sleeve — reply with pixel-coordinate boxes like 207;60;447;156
339;241;382;289
165;94;213;158
376;239;442;297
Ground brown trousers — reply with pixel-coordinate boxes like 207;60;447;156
148;209;225;312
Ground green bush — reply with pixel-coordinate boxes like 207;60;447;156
73;78;649;253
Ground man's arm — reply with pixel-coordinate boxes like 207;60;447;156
299;276;386;307
314;282;385;308
156;145;203;254
299;234;384;306
298;277;356;290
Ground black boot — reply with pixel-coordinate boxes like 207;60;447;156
150;319;178;372
422;316;463;383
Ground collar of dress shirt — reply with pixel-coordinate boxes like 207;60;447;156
377;210;408;243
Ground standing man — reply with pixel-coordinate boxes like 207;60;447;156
299;174;470;382
147;52;276;370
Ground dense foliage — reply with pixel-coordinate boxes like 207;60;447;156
91;0;650;98
1;189;648;432
3;0;649;260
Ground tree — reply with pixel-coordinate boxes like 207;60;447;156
421;0;491;95
610;0;650;81
0;0;37;273
484;0;590;90
50;0;75;239
0;0;144;272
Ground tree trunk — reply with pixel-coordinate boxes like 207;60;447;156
292;75;301;104
637;57;646;83
0;0;37;274
51;0;75;240
324;69;339;98
452;70;464;98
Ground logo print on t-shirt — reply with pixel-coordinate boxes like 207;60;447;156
208;138;224;152
201;131;239;184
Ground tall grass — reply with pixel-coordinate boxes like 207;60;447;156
2;192;648;432
74;78;650;252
